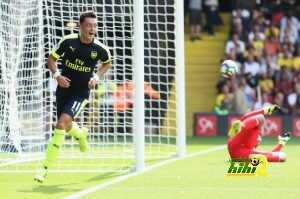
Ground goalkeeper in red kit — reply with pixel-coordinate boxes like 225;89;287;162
227;105;291;162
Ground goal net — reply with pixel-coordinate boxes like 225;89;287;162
0;0;185;172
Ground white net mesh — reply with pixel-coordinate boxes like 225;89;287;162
144;0;177;158
0;0;47;167
0;0;178;173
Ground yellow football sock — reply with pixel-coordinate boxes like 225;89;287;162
67;122;85;139
43;129;65;169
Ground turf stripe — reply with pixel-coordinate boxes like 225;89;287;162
64;145;226;199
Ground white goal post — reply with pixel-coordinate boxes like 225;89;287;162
0;0;186;173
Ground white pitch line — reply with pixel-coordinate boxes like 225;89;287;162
64;145;226;199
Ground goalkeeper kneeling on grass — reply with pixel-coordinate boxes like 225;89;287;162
34;11;112;183
227;104;290;162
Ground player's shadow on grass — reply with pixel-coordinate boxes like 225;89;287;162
18;183;81;194
86;169;130;182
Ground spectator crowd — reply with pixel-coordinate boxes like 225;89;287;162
185;0;223;41
215;0;300;115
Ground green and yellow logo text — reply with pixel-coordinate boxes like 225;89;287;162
226;154;268;176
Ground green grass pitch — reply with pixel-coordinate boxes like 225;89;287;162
1;137;300;199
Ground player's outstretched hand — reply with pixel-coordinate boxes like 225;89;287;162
56;75;71;88
263;104;280;115
88;78;97;89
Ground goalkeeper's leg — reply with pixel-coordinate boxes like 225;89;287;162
250;132;291;162
251;149;287;162
229;147;287;162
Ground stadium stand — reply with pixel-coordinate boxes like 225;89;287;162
215;0;300;115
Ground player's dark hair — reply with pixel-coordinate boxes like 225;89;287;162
79;11;96;24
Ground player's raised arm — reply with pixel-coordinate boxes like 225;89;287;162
240;104;280;121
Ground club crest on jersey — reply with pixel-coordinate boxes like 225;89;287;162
91;51;97;59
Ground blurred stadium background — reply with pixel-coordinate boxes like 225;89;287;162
1;0;300;198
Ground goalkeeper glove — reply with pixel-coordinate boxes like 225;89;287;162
263;104;280;115
278;132;291;145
